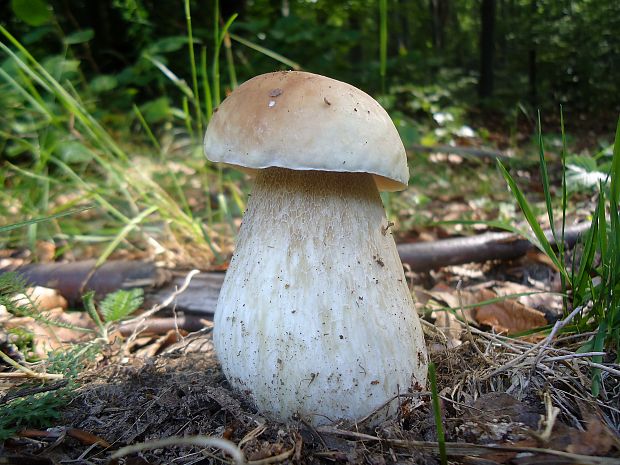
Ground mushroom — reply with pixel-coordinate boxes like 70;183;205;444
204;71;428;425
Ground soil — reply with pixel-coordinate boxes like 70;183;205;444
4;323;618;465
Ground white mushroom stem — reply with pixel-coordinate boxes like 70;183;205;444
214;168;427;425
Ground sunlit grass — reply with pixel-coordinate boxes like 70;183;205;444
498;113;620;393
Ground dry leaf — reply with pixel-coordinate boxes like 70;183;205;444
35;241;56;263
566;415;619;455
137;329;188;358
4;309;94;356
469;289;547;334
493;281;563;315
12;286;68;312
67;427;111;447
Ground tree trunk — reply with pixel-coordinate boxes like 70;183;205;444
528;0;538;106
479;0;496;99
429;0;449;50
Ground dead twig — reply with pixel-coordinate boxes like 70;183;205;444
316;427;620;464
0;349;63;381
482;305;583;380
110;435;245;464
122;269;200;350
0;379;68;405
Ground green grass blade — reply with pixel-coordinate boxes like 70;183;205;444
537;111;557;242
145;54;194;100
184;0;202;135
0;27;128;162
224;33;238;90
497;159;569;283
213;0;221;105
212;12;238;106
132;104;161;150
428;363;447;465
0;67;51;119
0;206;93;233
608;116;620;358
611;115;620;204
572;201;600;307
83;291;106;334
436;218;536;242
50;157;131;223
182;96;193;138
229;33;301;70
201;46;213;122
95;206;158;268
6;161;61;185
559;106;569;313
597;183;608;267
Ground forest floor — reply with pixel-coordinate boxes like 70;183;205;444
1;123;619;464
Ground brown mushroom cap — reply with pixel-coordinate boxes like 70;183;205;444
204;71;409;191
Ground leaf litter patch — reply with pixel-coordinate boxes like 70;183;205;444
5;326;615;464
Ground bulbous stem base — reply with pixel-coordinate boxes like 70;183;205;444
214;168;427;425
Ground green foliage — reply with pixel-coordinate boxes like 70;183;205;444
100;288;144;323
0;214;141;440
0;344;98;441
83;288;143;342
499;114;620;393
0;265;140;440
428;363;447;465
0;272;32;315
10;0;51;27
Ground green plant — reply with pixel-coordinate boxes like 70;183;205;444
428;362;447;465
83;288;144;341
0;275;143;440
0;344;98;441
0;24;222;263
497;113;620;394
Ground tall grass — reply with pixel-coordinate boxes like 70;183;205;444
1;23;220;264
498;113;620;394
0;1;299;265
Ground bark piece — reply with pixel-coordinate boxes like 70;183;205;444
397;222;590;271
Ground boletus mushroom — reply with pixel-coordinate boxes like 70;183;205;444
204;71;428;425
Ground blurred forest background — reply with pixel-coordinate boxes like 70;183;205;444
3;0;619;131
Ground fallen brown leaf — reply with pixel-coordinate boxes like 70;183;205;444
12;286;68;312
4;309;94;356
67;427;111;447
493;281;563;316
566;415;619;456
469;289;547;334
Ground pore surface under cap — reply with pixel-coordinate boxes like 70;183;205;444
204;71;409;191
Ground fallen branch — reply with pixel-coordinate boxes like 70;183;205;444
0;260;170;306
118;315;206;336
316;427;619;464
397;222;590;271
0;223;590;316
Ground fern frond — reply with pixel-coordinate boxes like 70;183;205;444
100;288;144;323
0;272;34;315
